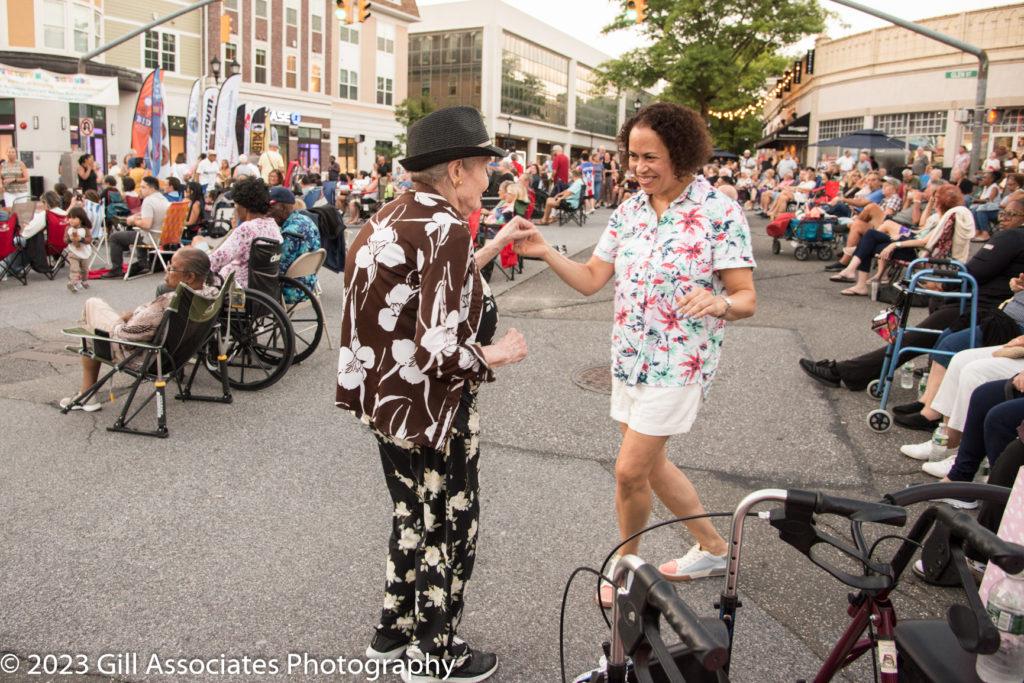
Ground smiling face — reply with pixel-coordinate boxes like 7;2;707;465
627;125;682;198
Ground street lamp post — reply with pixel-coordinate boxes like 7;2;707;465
505;114;514;154
210;56;221;83
228;59;241;77
633;97;642;114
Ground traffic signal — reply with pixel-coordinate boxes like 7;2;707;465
335;0;354;24
626;0;646;23
220;14;232;42
357;0;371;23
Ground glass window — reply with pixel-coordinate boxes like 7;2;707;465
225;42;237;64
43;0;66;50
337;136;358;174
94;9;102;50
376;77;393;106
338;69;358;100
286;7;297;26
311;64;322;93
72;4;91;53
255;0;268;19
500;32;569;125
339;26;359;44
254;48;267;84
408;29;483;110
144;30;175;71
817;117;864;140
312;14;323;34
575;64;617;137
286;55;297;89
223;0;238;9
161;33;176;71
377;36;395;53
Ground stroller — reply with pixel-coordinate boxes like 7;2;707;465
865;258;978;433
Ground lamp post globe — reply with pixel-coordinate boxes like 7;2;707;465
633;97;642;113
210;56;222;82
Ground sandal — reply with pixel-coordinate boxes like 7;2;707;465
841;287;867;296
829;274;855;283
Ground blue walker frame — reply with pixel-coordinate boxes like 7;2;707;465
867;258;978;433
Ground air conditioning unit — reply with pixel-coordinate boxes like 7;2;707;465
290;39;297;48
953;108;970;123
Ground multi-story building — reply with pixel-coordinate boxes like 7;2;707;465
758;3;1024;170
0;0;418;189
409;0;629;164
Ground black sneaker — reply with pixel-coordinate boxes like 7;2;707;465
823;261;845;272
798;358;841;388
403;650;498;683
894;412;941;432
892;401;925;415
365;631;408;660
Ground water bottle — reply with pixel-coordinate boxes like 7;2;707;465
899;363;915;390
976;571;1024;682
918;371;929;399
930;424;949;460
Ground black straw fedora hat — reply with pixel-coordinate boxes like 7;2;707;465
399;106;505;172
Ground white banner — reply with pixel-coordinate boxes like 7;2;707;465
200;86;218;154
0;63;119;106
185;79;201;167
213;74;241;163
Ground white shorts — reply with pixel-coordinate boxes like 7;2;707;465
610;379;703;436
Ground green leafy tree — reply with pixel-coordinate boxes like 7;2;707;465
394;95;437;156
598;0;828;150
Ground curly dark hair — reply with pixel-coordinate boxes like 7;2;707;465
617;102;713;177
230;176;271;214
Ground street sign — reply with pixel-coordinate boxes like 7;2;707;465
945;69;978;79
79;117;94;136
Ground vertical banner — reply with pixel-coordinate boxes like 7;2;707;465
148;69;164;176
185;79;201;166
235;103;248;160
214;74;241;163
249;107;267;156
130;71;155;162
200;86;218;153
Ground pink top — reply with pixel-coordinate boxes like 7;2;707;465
208;216;281;289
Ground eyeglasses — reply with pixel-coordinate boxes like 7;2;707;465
1000;210;1024;218
166;266;189;274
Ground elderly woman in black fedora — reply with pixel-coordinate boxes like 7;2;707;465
336;106;534;683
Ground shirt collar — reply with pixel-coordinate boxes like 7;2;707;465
639;175;713;211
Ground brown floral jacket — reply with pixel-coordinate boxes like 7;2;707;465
335;189;494;450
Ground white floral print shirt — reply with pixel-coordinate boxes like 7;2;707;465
593;176;755;394
336;190;494;449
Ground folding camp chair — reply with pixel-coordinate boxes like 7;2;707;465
41;209;69;279
125;194;142;214
83;199;110;269
124;200;188;280
0;210;24;284
282;248;332;357
61;275;235;438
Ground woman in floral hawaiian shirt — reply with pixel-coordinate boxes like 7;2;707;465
518;102;757;605
336;107;534;683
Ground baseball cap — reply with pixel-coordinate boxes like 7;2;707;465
268;186;296;205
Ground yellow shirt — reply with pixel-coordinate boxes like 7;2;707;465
258;150;285;182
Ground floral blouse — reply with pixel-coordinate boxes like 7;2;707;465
336;190;494;450
207;216;282;289
593;176;755;394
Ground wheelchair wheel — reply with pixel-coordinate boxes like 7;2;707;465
817;246;834;261
771;238;781;255
867;409;892;433
206;288;295;391
279;277;325;365
867;379;884;399
794;245;810;261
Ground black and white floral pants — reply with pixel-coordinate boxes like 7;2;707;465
373;416;481;666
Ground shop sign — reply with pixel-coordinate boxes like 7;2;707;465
268;110;302;126
0;63;119;105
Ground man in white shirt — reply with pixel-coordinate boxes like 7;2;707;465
776;152;798;178
233;154;260;179
258;143;285;183
837;150;855;173
101;176;171;278
196;150;220;191
740;150;757;172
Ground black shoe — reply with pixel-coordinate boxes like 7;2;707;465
365;630;408;661
799;358;841;388
404;650;499;683
894;412;941;432
893;401;925;415
99;268;123;279
823;261;845;272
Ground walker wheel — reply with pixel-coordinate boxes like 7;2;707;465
818;246;834;261
794;245;810;261
867;379;884;399
867;409;892;433
772;238;781;255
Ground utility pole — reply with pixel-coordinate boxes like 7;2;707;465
828;0;988;175
77;0;221;74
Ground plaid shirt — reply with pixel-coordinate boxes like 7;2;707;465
882;193;903;215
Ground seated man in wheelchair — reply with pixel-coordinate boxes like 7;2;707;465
266;186;321;303
191;176;281;289
60;247;217;412
536;168;585;225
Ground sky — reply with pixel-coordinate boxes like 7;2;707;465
416;0;1021;59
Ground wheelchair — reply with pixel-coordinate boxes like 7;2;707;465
558;198;588;227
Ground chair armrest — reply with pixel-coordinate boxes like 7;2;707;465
61;327;161;350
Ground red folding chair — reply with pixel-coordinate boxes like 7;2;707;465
42;209;69;279
0;211;26;285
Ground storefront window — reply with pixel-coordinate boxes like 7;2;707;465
409;30;482;110
817;117;864;140
168;116;186;166
875;111;946;161
337;136;358;174
298;126;321;169
0;100;16;161
501;32;568;125
70;103;107;174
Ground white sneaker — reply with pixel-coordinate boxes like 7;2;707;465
59;396;102;412
900;439;953;461
938;496;979;510
658;544;727;582
922;454;956;478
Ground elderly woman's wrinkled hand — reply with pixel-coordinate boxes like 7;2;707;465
482;327;528;368
495;216;538;248
676;287;728;319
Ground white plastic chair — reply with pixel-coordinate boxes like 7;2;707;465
284;248;332;349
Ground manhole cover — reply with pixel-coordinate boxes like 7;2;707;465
573;364;612;394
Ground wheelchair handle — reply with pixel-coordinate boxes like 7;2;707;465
934;506;1024;574
811;491;906;527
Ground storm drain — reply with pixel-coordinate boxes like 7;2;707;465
572;364;612;395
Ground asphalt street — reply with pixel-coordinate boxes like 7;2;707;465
0;207;970;682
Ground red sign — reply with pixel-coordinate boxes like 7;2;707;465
80;117;94;137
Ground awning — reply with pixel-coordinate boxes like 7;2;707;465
756;113;810;149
